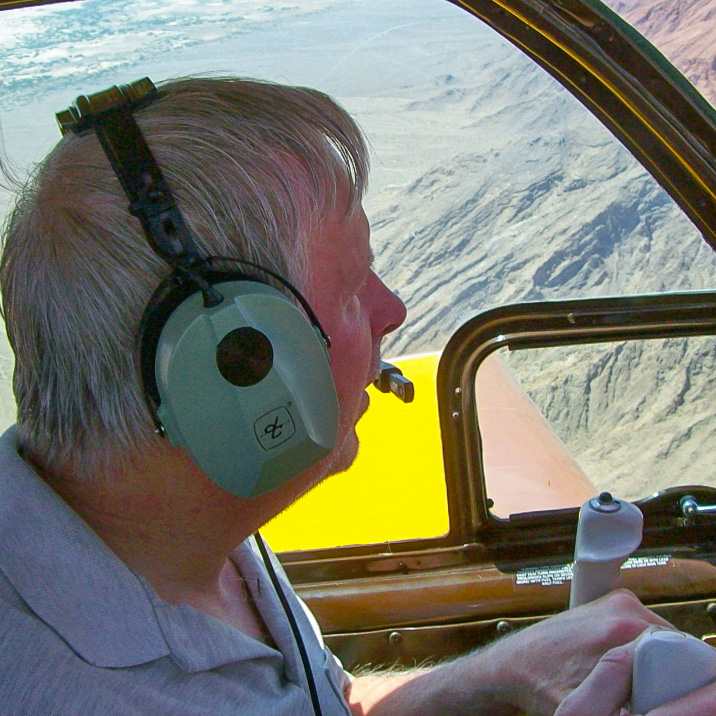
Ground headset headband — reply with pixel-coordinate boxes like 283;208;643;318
55;77;329;341
57;78;199;265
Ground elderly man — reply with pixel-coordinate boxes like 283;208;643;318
0;76;668;715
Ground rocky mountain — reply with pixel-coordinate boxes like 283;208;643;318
355;1;716;502
501;334;716;502
363;12;716;357
608;0;716;105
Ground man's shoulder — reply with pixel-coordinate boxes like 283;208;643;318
0;572;102;715
0;556;156;715
0;579;172;716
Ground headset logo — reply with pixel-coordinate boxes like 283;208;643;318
254;407;296;450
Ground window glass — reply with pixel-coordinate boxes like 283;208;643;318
2;0;714;548
481;337;716;518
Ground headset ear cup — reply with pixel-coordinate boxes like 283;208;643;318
140;276;338;498
139;274;198;415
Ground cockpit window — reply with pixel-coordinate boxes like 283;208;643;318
482;336;716;519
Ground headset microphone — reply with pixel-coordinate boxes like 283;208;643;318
373;361;415;403
57;78;339;498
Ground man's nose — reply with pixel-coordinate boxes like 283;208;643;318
372;273;407;339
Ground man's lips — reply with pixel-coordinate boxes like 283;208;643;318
367;360;382;389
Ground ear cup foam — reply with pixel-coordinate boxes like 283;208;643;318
139;276;338;497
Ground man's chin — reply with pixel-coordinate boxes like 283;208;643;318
325;431;360;476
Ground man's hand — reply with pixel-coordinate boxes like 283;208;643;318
486;589;671;715
556;636;716;716
554;641;635;716
346;589;671;716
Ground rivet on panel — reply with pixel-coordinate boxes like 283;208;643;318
388;631;403;646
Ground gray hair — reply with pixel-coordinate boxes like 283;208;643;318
0;76;369;478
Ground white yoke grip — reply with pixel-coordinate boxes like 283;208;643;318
630;628;716;714
569;492;643;609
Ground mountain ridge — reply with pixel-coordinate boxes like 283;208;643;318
608;0;716;104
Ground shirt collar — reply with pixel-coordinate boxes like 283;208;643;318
0;427;170;667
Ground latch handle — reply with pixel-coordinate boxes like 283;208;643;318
680;495;716;517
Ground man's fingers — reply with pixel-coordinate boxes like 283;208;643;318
648;679;716;716
582;590;676;646
555;642;636;716
592;590;673;629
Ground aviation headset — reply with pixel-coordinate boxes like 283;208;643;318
56;77;339;500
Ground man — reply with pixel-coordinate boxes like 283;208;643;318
0;76;669;715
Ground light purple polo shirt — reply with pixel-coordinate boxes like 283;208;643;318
0;427;351;715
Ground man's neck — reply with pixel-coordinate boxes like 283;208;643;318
35;440;328;642
38;445;276;614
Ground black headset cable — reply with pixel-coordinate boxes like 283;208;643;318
255;532;324;716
